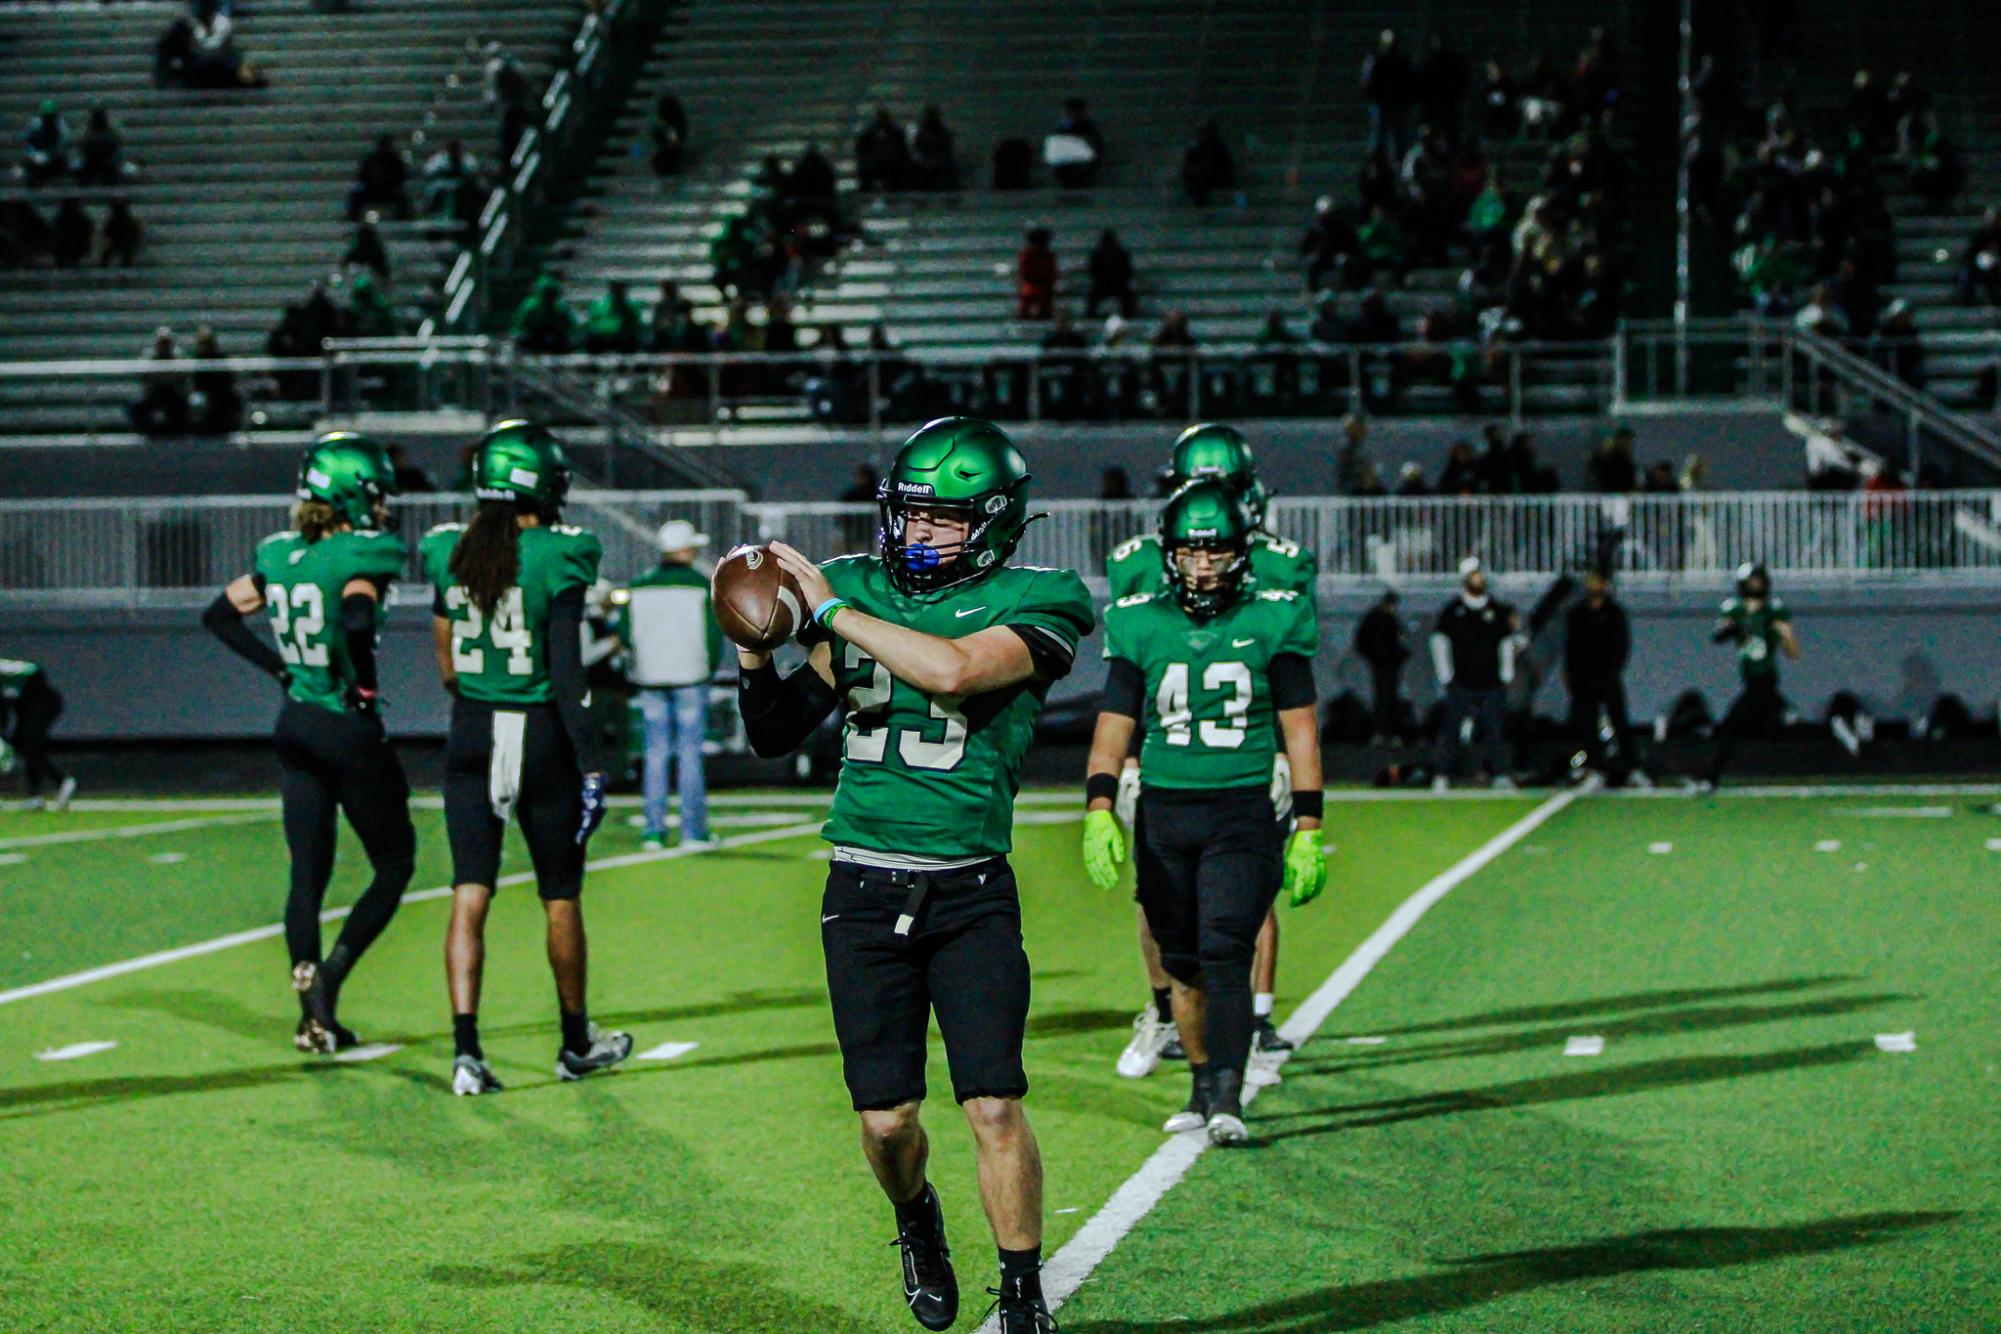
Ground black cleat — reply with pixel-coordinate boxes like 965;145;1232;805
291;962;336;1056
555;1024;634;1081
1252;1016;1294;1055
891;1185;958;1330
986;1280;1058;1333
1207;1067;1248;1146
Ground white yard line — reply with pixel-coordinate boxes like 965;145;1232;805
0;811;279;851
997;788;1579;1331
0;819;826;1009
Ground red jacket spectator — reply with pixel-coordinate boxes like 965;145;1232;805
1017;228;1057;319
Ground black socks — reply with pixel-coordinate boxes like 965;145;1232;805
894;1182;942;1234
998;1246;1043;1303
560;1010;592;1056
1151;986;1174;1023
453;1013;481;1060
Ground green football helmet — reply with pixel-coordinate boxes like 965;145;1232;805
1166;422;1268;529
877;416;1036;594
296;431;397;530
470;419;571;515
1159;478;1253;619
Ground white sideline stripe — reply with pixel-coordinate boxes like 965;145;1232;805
35;1040;116;1061
1564;1035;1606;1057
637;1041;699;1061
0;811;278;850
332;1043;402;1064
1874;1032;1916;1053
0;820;826;1009
1000;789;1579;1331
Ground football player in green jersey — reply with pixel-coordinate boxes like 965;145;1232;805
1082;479;1328;1146
1103;423;1318;1079
419;421;632;1096
736;417;1092;1334
1705;562;1800;788
0;658;74;810
201;432;415;1054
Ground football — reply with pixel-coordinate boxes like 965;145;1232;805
712;543;805;651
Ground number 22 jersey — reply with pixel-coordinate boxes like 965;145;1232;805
253;528;405;713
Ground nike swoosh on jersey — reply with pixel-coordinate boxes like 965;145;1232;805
955;606;986;618
1232;637;1256;647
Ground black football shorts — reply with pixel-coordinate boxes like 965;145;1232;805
820;857;1030;1111
443;698;585;900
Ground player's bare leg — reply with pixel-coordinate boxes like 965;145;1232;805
446;882;501;1095
1251;910;1293;1058
1162;979;1214;1133
1117;910;1182;1078
545;897;632;1081
963;1097;1043;1250
865;1101;959;1331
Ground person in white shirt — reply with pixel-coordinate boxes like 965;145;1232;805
620;520;722;849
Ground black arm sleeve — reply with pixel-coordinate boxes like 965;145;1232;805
1007;623;1077;682
1269;653;1318;711
546;586;604;775
1100;658;1144;719
340;591;380;692
202;584;287;681
738;658;840;757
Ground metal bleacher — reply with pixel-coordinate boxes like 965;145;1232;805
0;0;577;437
559;0;1620;420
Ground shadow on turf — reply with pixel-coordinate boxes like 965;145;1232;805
1064;1211;1957;1333
1291;991;1912;1081
471;988;828;1043
429;1243;862;1327
1344;975;1860;1040
1256;1041;1879;1141
0;1060;321;1118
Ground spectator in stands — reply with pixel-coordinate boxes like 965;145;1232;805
1333;414;1371;494
1587;424;1638;493
49;199;91;268
347;270;397;337
187;2;262;90
1416;34;1470;147
75;107;125;187
583;281;646;355
1258;308;1299;348
1180;120;1235;206
649;279;697;351
1479;61;1518;138
910;105;959;190
1349;205;1407;292
1056;96;1104;189
1904;113;1963;212
155;14;197;87
386;443;435;493
1086;229;1136;318
190;325;242;434
856;107;909;193
1465;167;1512;247
1871;299;1925;390
1642;460;1679;495
423;139;480;217
1361;29;1414;167
1961;209;2001;307
762;295;800;355
511;271;577;354
1395;461;1428;496
1016;226;1058;320
1151;310;1195;351
350;136;411;222
1301;195;1361;293
1347;287;1402;344
130;327;191;438
651;90;689;177
1354;589;1409;743
343;217;389;281
1436;440;1481;495
1309;294;1344;343
21;101;71;187
1398;125;1452;259
100;196;142;267
1040;307;1087;354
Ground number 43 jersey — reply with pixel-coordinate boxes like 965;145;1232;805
253;528;405;713
419;521;603;705
1103;585;1318;792
817;555;1096;860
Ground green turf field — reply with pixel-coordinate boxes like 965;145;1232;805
0;788;1993;1332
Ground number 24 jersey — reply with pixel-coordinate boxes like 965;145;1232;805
419;521;602;705
1102;586;1318;792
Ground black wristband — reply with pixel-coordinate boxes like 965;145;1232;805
1085;772;1119;805
1292;789;1324;820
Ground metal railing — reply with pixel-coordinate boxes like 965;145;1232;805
10;489;2001;609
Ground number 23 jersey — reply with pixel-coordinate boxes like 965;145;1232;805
420;521;602;705
817;555;1096;860
1103;586;1318;791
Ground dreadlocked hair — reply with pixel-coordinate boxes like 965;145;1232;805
450;500;525;614
291;500;341;544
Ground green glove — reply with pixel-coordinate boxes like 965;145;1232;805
1082;808;1126;891
1284;827;1328;907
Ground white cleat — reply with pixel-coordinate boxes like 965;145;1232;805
1162;1103;1209;1134
49;776;77;811
1116;1006;1174;1079
1207;1111;1249;1146
556;1024;634;1081
1245;1062;1282;1089
452;1055;503;1096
